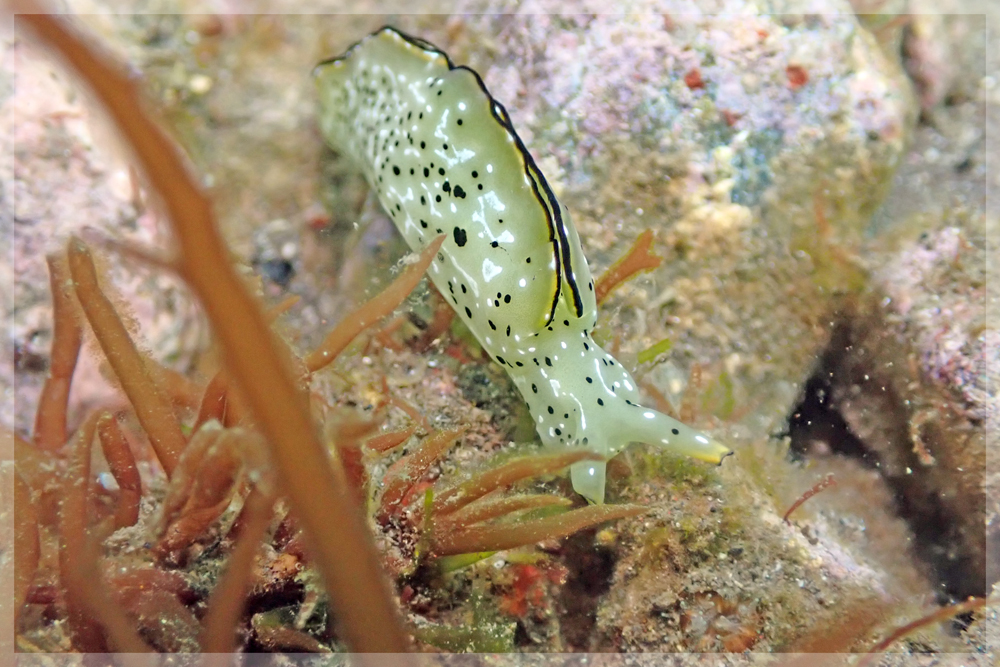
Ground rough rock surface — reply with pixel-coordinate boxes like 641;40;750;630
7;0;993;658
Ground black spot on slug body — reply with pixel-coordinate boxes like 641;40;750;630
453;227;467;247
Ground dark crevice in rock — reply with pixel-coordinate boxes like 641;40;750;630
788;317;988;604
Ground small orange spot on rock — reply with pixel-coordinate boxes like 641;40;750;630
786;64;809;89
684;68;705;90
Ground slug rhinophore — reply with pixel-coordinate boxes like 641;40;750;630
314;27;732;503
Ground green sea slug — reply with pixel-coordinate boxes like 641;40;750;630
314;27;731;503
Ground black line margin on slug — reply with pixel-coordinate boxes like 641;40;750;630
313;25;587;326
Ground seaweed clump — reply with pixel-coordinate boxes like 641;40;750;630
12;7;648;654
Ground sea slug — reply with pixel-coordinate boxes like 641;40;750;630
314;27;731;503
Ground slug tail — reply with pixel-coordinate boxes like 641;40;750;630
569;404;732;504
625;408;732;465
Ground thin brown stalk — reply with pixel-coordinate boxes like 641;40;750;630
436;493;572;530
158;364;204;411
305;235;446;372
16;9;409;654
59;410;106;651
432;504;646;556
96;413;142;529
434;450;601;516
76;536;154;653
679;362;703;424
385;385;432;432
856;597;989;667
33;253;83;451
330;411;383;443
783;473;837;524
79;224;177;273
200;487;275;653
378;428;466;522
266;293;301;322
328;412;382;504
781;596;891;655
13;432;61;527
412;288;455;352
365;425;418;453
594;229;663;304
373;313;408;351
252;621;330;653
14;471;40;629
66;237;185;476
194;371;230;429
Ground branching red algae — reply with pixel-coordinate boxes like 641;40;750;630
96;413;142;529
594;229;664;305
66;237;186;477
32;253;82;451
15;8;410;654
